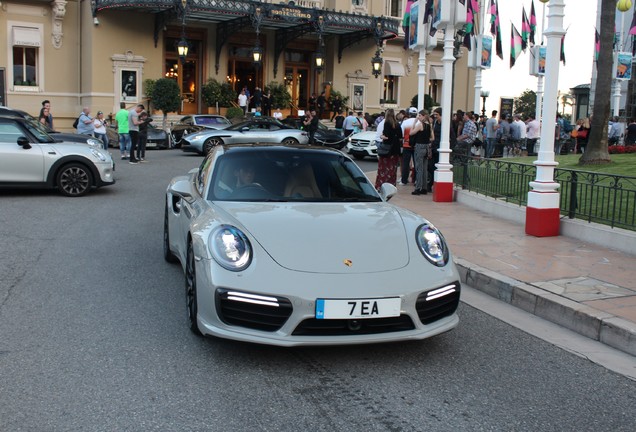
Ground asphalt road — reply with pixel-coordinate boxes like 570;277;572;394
1;149;635;431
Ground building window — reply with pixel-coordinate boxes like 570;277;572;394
9;24;43;90
383;76;399;104
386;0;403;18
13;46;37;86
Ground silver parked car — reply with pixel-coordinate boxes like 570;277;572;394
164;143;461;346
0;116;115;197
180;118;308;155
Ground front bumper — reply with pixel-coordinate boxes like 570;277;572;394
194;257;461;346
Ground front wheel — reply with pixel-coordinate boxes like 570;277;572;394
281;137;299;145
203;137;223;154
185;241;202;336
56;163;93;197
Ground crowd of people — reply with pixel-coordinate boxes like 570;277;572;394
68;102;153;164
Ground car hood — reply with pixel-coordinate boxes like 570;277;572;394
213;202;409;274
350;131;377;141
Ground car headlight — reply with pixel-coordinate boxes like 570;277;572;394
209;225;252;271
415;223;449;267
90;148;107;161
87;138;102;147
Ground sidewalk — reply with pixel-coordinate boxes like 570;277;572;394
388;183;636;357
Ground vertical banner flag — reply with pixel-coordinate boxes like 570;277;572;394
510;23;523;68
402;0;415;49
616;52;633;80
423;0;439;37
521;7;531;51
489;0;503;60
595;29;600;61
463;0;475;49
530;0;537;46
480;35;493;69
409;2;420;50
560;30;567;65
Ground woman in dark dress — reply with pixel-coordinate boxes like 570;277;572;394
375;109;403;190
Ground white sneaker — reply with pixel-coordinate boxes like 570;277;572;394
397;181;406;186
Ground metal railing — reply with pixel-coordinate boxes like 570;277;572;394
452;155;636;231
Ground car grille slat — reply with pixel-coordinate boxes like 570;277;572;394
216;289;293;332
292;315;415;336
416;282;461;325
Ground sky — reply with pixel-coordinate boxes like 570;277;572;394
478;0;602;114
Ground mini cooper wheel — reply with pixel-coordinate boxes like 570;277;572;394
204;137;223;154
163;204;179;263
56;163;93;197
185;241;202;336
281;137;299;145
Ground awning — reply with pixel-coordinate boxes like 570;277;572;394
429;66;443;80
384;61;405;77
12;26;41;47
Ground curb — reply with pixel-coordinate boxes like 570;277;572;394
455;258;636;357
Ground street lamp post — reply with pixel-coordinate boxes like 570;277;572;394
433;0;467;203
526;0;564;237
480;90;489;117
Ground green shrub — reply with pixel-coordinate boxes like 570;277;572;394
226;107;244;119
265;81;291;109
202;78;236;108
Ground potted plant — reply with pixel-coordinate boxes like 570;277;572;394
328;89;350;115
143;78;156;113
265;81;292;114
202;78;236;115
150;78;181;130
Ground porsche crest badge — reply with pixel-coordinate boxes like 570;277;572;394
343;259;352;267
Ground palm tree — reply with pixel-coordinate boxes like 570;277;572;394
581;0;613;165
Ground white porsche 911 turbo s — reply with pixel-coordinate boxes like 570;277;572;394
164;143;460;346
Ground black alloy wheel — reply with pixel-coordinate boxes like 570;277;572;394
56;163;93;197
203;137;223;154
282;137;299;145
185;241;202;336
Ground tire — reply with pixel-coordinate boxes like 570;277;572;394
353;154;366;160
203;137;223;154
185;241;202;336
281;137;299;145
163;204;179;263
56;163;93;197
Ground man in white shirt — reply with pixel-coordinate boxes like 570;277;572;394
526;114;540;156
512;114;526;154
238;90;248;114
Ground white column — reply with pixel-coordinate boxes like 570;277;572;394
433;25;458;202
418;47;427;111
474;69;482;114
535;2;547;121
526;0;564;237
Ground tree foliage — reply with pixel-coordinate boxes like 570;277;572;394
411;94;436;111
264;81;292;109
581;0;612;165
151;78;181;128
513;89;536;119
328;89;350;109
201;79;236;108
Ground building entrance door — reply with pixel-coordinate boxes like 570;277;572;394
284;66;308;117
164;30;205;114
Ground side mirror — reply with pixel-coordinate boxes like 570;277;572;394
17;136;32;150
379;183;398;201
241;127;250;132
168;179;194;203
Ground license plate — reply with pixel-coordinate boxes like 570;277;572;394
315;297;400;319
146;142;157;148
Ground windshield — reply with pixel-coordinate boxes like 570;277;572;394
197;116;231;126
208;149;381;202
22;119;55;143
227;119;283;131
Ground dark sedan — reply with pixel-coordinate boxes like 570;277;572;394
281;117;347;149
170;114;232;146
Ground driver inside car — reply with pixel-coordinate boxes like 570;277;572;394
235;165;256;188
